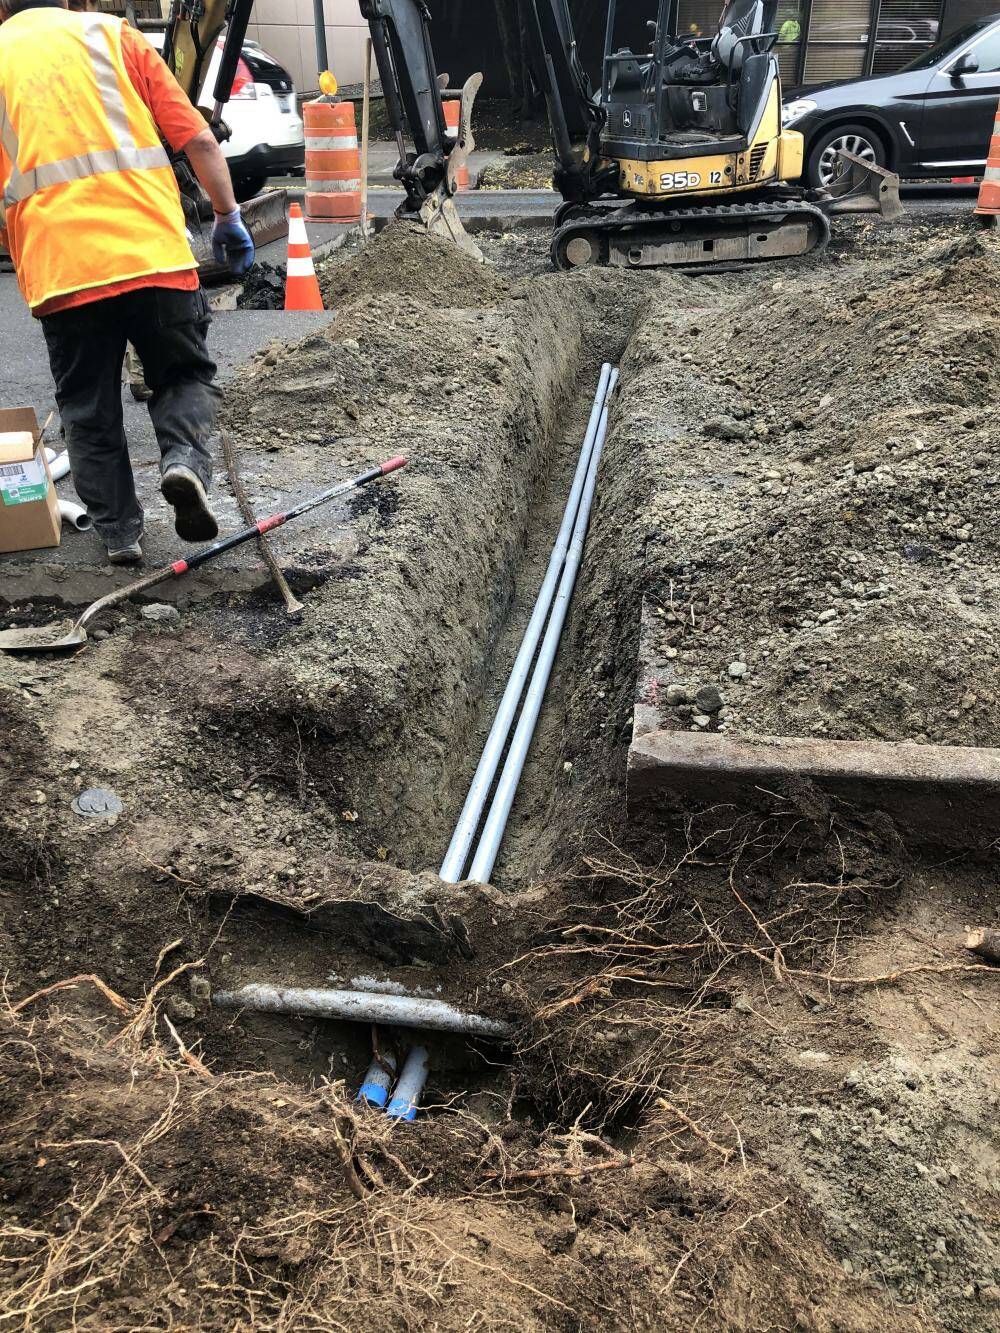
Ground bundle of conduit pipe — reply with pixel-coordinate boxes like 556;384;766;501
211;366;619;1113
440;362;619;885
212;984;513;1122
357;1045;430;1122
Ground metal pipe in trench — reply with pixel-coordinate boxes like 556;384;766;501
212;983;512;1039
438;362;615;884
467;369;620;886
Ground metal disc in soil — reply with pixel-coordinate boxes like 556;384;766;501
72;788;124;819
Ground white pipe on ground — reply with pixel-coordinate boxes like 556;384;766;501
212;983;512;1038
467;369;620;886
438;362;615;884
58;499;92;531
45;448;71;482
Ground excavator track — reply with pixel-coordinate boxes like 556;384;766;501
551;197;831;272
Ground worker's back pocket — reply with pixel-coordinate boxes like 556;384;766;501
154;287;211;331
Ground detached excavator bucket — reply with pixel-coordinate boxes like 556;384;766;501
406;72;484;262
189;188;291;284
824;150;904;221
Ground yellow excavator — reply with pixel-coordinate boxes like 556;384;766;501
360;0;900;270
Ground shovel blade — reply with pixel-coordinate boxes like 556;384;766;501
0;621;88;653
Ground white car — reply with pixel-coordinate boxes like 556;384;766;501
144;30;305;201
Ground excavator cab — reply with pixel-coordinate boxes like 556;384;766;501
605;0;786;174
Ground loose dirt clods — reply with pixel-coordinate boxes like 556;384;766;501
2;215;999;1330
630;227;1000;748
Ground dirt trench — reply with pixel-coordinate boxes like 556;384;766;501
2;217;999;1332
0;225;660;1082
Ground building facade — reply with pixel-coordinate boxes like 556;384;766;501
243;0;367;95
286;1;1000;97
101;2;1000;98
675;1;1000;86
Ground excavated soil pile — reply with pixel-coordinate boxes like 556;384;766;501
629;227;1000;745
316;219;510;310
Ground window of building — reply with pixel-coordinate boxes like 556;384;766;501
872;0;940;74
670;2;1000;89
675;2;722;43
803;0;868;81
775;3;805;82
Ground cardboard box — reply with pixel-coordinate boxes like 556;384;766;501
0;407;61;553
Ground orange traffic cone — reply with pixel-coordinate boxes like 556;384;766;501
974;97;1000;225
443;97;471;191
284;203;324;310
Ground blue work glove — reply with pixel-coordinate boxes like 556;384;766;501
212;208;255;275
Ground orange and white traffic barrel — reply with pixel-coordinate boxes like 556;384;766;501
443;97;471;191
304;94;362;223
974;97;1000;223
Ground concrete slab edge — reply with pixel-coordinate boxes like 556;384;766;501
628;728;1000;852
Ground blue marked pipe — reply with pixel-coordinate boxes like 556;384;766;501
385;1045;429;1122
357;1052;397;1108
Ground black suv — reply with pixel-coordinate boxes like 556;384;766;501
783;16;1000;187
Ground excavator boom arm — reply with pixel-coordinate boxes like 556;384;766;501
162;0;256;128
520;0;605;190
359;0;449;165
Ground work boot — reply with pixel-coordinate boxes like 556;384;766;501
161;465;219;542
107;535;143;565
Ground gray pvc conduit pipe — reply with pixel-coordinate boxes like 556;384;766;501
438;362;615;884
59;499;92;531
467;369;619;886
212;983;512;1039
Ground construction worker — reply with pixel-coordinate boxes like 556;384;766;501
777;4;803;44
0;0;255;563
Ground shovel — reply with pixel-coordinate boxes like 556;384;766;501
0;456;407;654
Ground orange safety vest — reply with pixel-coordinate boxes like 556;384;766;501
0;7;195;310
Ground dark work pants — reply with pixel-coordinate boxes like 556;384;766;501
40;286;220;547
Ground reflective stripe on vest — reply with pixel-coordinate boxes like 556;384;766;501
0;14;169;215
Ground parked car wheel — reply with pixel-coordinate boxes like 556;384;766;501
807;123;887;188
233;174;267;202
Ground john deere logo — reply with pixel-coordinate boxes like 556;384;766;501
622;109;632;127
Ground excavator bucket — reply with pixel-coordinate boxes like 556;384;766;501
408;72;484;262
824;150;904;221
189;189;291;284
